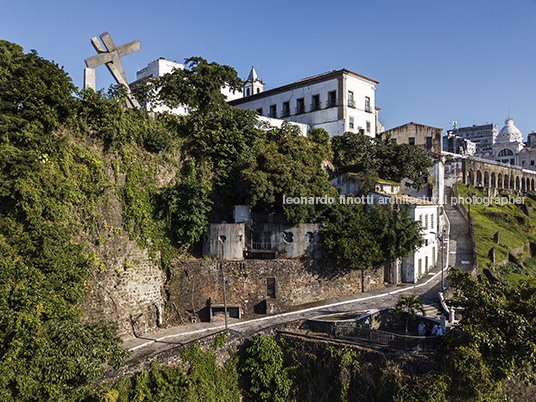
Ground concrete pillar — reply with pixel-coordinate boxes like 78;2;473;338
84;68;95;90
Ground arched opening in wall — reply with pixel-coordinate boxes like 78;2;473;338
504;174;509;189
467;170;474;186
497;173;502;189
516;176;520;190
527;178;530;192
476;170;482;186
491;172;496;188
532;178;535;192
484;171;489;187
282;232;294;243
498;148;514;157
522;178;526;192
510;176;515;189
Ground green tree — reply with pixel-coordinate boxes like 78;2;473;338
321;204;423;271
395;293;426;334
0;40;74;138
321;204;382;270
158;162;213;251
0;41;128;401
331;132;433;190
240;335;294;402
147;56;243;114
239;123;338;226
448;267;536;383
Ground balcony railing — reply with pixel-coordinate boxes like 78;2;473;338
365;106;372;113
281;109;291;117
348;100;356;108
310;103;321;111
326;98;338;108
295;106;305;115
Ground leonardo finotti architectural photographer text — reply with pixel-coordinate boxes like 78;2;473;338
282;194;527;207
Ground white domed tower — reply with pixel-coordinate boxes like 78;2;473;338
243;66;264;97
493;118;524;165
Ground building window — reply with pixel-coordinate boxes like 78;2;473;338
296;98;305;114
327;91;337;108
366;121;371;133
267;278;276;298
348;91;355;107
311;94;320;111
365;96;371;112
391;138;397;144
282;101;290;117
426;136;433;147
409;137;415;145
256;107;263;115
257;88;260;94
246;88;250;96
269;104;277;118
431;214;434;229
531;160;535;166
349;117;354;129
424;214;428;229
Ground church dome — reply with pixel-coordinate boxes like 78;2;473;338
497;119;523;143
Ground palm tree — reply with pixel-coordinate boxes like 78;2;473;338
395;293;426;335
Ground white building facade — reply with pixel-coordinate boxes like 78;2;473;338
229;68;379;137
370;193;439;284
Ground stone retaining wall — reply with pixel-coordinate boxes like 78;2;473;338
164;259;387;324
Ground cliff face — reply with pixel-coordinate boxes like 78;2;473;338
77;139;179;339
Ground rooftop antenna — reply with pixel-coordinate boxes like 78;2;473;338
449;120;457;130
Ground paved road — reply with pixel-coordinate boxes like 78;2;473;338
123;186;473;361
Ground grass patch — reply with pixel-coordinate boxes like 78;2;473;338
455;183;536;268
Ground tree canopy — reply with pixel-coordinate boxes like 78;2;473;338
0;41;128;401
321;204;423;271
332;131;433;189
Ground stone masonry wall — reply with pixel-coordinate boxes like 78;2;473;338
79;146;176;340
164;259;387;323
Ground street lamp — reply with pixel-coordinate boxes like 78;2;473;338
221;263;229;330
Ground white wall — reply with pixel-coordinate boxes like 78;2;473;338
406;204;439;283
231;71;377;137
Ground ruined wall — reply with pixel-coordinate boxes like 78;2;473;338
165;259;387;323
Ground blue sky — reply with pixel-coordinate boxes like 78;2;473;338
3;0;536;137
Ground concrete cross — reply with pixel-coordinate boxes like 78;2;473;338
84;32;141;109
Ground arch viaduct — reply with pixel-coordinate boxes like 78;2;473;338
449;155;536;196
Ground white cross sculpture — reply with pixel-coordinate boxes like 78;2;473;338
84;32;141;109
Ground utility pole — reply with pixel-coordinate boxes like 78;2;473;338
221;263;228;330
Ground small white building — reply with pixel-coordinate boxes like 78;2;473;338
229;68;380;137
329;174;401;196
370;193;440;284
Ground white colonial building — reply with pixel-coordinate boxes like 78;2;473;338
229;68;380;137
370;193;440;284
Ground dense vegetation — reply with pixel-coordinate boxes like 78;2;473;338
90;265;536;402
0;39;444;401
